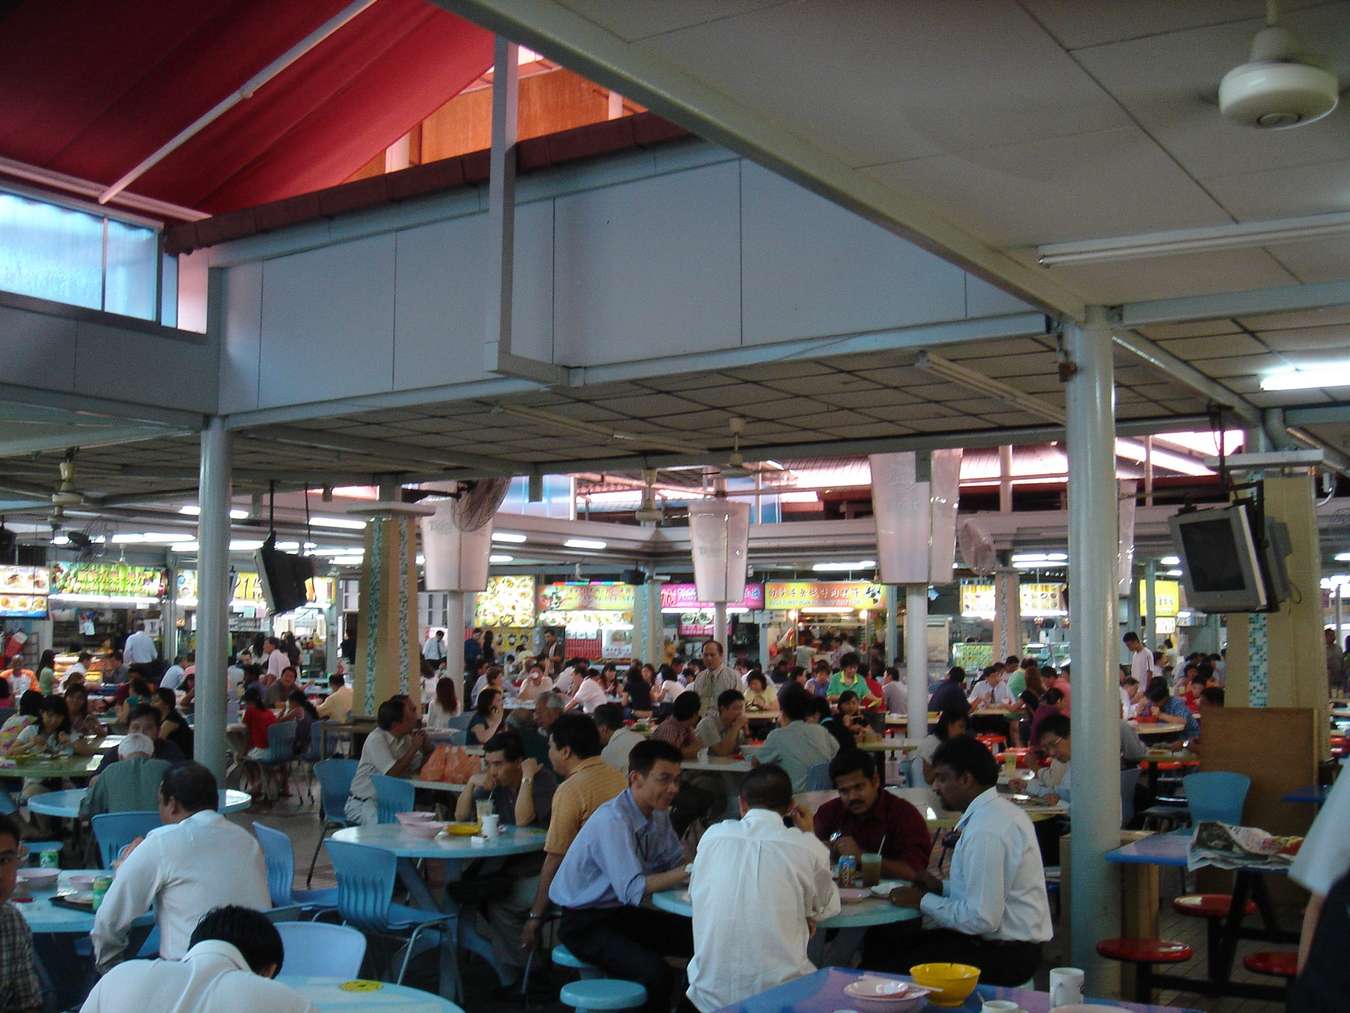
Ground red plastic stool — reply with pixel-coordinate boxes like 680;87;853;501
1096;938;1193;1002
975;734;1006;751
1243;951;1297;979
1174;894;1258;980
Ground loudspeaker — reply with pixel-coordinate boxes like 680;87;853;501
621;568;647;586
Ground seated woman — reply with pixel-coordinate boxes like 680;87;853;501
916;709;967;787
152;687;195;760
743;671;776;712
467;687;506;745
624;663;654;717
64;684;104;737
115;677;154;727
425;677;459;730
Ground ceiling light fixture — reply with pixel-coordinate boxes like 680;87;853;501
1160;555;1181;566
492;532;528;544
812;560;877;572
330;555;364;566
1164;569;1184;577
1038;211;1350;266
915;352;1065;425
311;516;368;530
564;538;607;550
1259;363;1350;391
1335;552;1350;562
179;506;250;520
489;554;514;564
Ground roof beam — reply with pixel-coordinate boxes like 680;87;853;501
248;425;521;475
0;381;203;429
0;424;190;459
1109;328;1263;427
432;0;1086;321
1118;279;1350;327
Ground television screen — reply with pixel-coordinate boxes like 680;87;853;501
1168;504;1268;613
254;535;315;616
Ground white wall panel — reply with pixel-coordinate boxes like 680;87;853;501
218;263;263;413
258;235;396;407
75;321;215;411
553;160;741;365
741;162;966;345
0;303;77;390
392;201;553;389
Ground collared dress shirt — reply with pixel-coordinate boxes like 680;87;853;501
812;790;932;873
159;665;185;691
265;649;287;680
544;756;628;855
918;787;1052;942
882;678;908;714
549;789;684;909
569;678;608;714
1129;648;1153;685
754;720;839;792
345;728;423;825
422;636;446;661
123;630;157;665
79;940;315;1012
0;900;40;1011
601;727;646;775
688;665;741;719
1291;772;1350;897
686;808;840;1012
91;810;270;970
969;679;1013;708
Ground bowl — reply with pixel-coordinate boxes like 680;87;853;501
400;821;442;840
443;821;480;836
66;874;97;890
17;868;59;890
909;963;980;1008
394;811;436;827
842;976;934;1012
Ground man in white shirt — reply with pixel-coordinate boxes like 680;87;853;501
517;663;554;702
315;673;353;722
344;694;432;826
81;905;314;1012
688;640;740;719
159;656;186;692
1012;714;1071;810
422;629;447;661
263;637;287;681
91;763;271;972
882;734;1052;985
687;763;840;1011
553;661;582;699
123;622;158;667
65;652;91;682
596;704;645;775
882;668;908;715
1291;771;1350;999
565;669;608;714
1123;631;1153;687
968;666;1013;710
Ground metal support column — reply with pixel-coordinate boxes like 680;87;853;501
884;585;899;666
1145;559;1158;648
905;585;928;731
446;591;465;714
1064;306;1121;977
714;602;729;648
1334;585;1344;651
163;562;179;662
195;416;231;781
998;445;1013;512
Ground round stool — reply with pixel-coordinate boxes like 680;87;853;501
560;978;648;1012
1172;894;1258;919
553;943;599;973
1097;937;1193;1003
1243;951;1298;979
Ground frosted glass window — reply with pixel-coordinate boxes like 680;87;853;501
159;252;178;327
0;192;103;309
104;219;157;320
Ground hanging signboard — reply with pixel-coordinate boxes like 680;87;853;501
0;566;50;618
538;583;635;612
764;581;885;611
659;582;764;611
960;580;1067;617
176;570;334;608
474;576;536;628
50;562;167;599
1136;579;1181;619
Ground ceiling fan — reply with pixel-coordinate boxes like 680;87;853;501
718;417;785;478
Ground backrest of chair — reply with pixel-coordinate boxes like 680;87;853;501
0;790;16;816
91;811;160;868
324;839;396;931
448;712;474;732
305;720;339;761
1120;767;1142;826
264;719;297;760
315;759;357;822
277;920;367;978
804;762;832;791
1184;771;1251;825
252;821;296;906
371;774;414;824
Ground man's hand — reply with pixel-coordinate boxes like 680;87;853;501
114;837;144;867
520;758;541;780
785;803;812;833
806;918;818;937
1009;777;1029;792
468;770;489;791
834;835;862;860
888;886;924;908
915;870;943;894
1044;793;1060;806
520;917;542;951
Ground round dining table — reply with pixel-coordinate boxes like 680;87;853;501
278;976;464;1011
27;787;252;819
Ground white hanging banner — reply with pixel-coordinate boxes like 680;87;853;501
419;500;494;592
928;448;963;580
687;498;750;603
1116;479;1137;597
870;452;928;585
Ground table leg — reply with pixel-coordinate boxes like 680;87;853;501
1119;862;1159;998
1213;872;1255;984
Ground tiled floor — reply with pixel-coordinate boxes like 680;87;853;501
245;783;1294;1013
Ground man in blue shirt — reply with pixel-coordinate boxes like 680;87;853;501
550;738;692;1011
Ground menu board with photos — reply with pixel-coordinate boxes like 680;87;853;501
49;562;167;599
0;564;48;618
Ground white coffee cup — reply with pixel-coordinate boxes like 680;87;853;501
480;814;500;837
1049;966;1084;1008
981;1001;1021;1013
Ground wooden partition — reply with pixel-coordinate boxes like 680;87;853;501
1196;707;1319;836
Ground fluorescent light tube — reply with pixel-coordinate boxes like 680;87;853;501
1259;364;1350;391
492;532;528;543
565;538;607;550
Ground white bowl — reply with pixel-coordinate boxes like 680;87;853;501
843;976;934;1012
394;811;436;826
17;868;59;890
66;874;97;890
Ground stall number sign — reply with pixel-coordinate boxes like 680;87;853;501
764;581;884;611
1137;580;1181;618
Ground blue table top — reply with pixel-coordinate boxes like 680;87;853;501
712;967;1199;1012
1106;828;1292;874
331;823;546;860
277;976;463;1011
16;869;154;934
1282;784;1329;804
27;787;251;818
652;888;920;929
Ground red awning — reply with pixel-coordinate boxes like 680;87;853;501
0;0;493;216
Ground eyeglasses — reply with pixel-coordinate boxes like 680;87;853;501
0;846;30;869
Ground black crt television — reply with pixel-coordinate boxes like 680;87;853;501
1167;502;1288;614
253;534;315;615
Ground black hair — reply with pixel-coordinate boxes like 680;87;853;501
1201;687;1225;707
931;734;998;788
329;673;345;687
811;696;831;720
593;702;625;732
482;729;525;762
946;666;966;683
716;688;744;711
1144;676;1171;705
1189;672;1210;688
0;813;21;848
155;687;177;711
475;687;501;716
17;689;43;718
671;690;701;722
747;671;767;689
190;906;284;976
837;690;857;705
377;694;410;730
128;703;161;727
839;652;861;670
242;685;264;708
1036;713;1070;741
1041;688;1064;707
1123;676;1139;688
160;761;219;813
39;693;71;733
549;713;602;759
740;762;793;812
935;709;967;740
828;747;876;784
1123;631;1140;644
628;737;682;776
780;684;813;722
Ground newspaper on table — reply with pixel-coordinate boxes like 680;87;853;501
1187;820;1304;872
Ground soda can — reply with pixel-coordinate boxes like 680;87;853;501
837;855;857;888
39;849;59;869
92;876;113;911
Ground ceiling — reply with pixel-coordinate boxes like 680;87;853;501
436;0;1350;312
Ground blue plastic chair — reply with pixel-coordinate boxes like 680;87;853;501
559;979;648;1011
91;811;160;868
371;774;415;825
1183;772;1250;825
306;758;357;888
804;762;832;791
0;789;15;815
324;839;455;989
251;719;297;800
1121;767;1142;826
253;821;339;915
277;920;367;978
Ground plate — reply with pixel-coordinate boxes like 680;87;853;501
839;887;871;903
870;879;909;898
1051;1006;1128;1012
844;977;931;1000
443;821;480;836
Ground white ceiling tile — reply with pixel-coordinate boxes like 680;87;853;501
1255;323;1350;351
592;394;695;417
1247;388;1336;407
1203;158;1350;220
1135;320;1242;340
638;0;1129;168
1156;333;1268;359
1191;353;1286;378
682;384;791;407
1263;236;1350;284
557;0;793;43
864;125;1229;247
1240;306;1350;330
1020;1;1316;50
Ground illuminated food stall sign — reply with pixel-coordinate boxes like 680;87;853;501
659;582;764;611
764;581;884;611
50;563;167;599
474;576;536;627
0;566;50;618
1137;579;1181;618
538;583;635;612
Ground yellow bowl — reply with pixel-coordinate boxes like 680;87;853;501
909;962;980;1007
444;822;481;836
